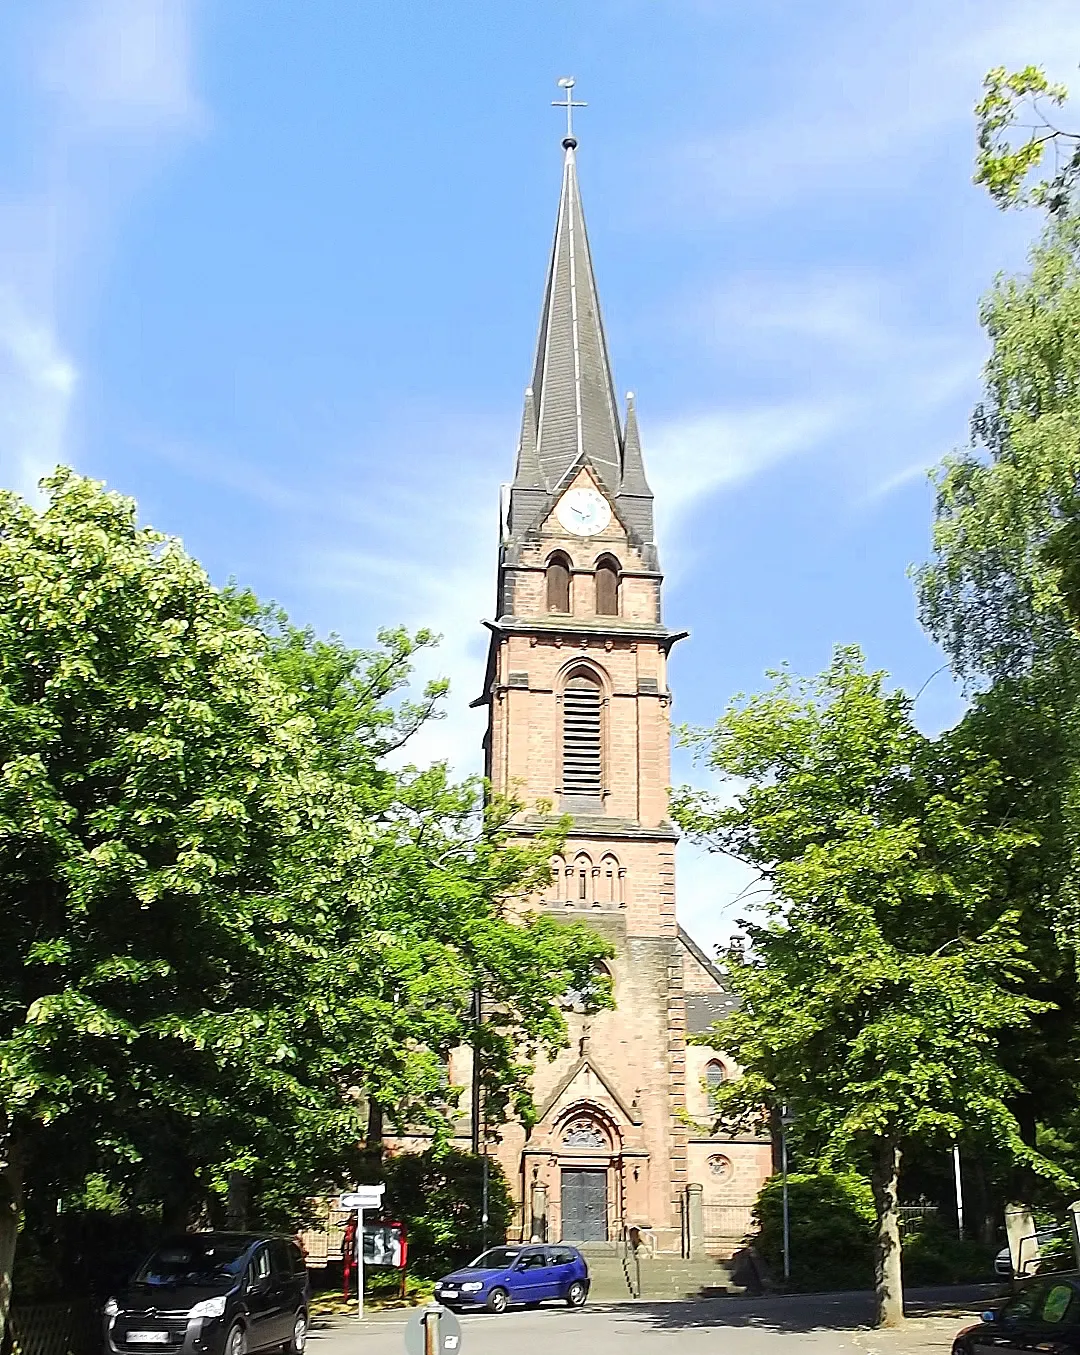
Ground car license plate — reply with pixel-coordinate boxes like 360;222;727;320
128;1333;172;1344
441;1291;458;1300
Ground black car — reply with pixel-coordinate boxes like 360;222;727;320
954;1275;1080;1355
104;1233;309;1355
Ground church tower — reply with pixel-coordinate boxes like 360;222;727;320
474;106;770;1255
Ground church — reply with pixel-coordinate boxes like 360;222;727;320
448;113;772;1256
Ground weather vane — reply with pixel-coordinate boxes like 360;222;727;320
552;76;586;142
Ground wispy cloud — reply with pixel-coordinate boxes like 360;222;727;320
863;459;933;506
648;399;849;543
654;266;979;509
0;291;77;500
37;0;206;138
655;0;1080;225
0;0;203;497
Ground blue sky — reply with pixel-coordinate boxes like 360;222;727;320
2;0;1079;951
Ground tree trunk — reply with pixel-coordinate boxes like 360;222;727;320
872;1138;904;1328
365;1098;383;1151
0;1141;25;1350
225;1172;250;1231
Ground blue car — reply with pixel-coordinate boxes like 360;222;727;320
433;1244;590;1314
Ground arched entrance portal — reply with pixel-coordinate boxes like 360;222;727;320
553;1106;621;1243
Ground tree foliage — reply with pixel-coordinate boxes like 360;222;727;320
753;1171;875;1293
915;72;1080;683
916;209;1080;680
974;66;1079;212
381;1149;513;1277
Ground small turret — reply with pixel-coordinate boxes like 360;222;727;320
616;391;655;546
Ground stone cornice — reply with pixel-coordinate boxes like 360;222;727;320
484;616;688;647
513;813;679;842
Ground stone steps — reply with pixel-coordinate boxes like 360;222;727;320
582;1251;740;1301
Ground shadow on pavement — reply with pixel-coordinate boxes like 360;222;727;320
584;1285;1006;1335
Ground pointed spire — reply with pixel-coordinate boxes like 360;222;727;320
507;385;549;539
617;391;655;547
529;137;622;498
620;392;651;495
513;387;542;488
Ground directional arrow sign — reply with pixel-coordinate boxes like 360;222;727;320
340;1185;385;1211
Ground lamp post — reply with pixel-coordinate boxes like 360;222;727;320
471;982;489;1251
952;1144;964;1241
780;1106;796;1283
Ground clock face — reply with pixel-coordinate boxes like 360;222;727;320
555;487;612;537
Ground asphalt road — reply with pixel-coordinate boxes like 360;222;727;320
307;1287;1000;1355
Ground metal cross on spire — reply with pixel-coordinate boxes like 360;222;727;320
552;76;587;142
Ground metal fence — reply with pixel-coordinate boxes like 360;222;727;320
3;1302;101;1355
897;1205;939;1233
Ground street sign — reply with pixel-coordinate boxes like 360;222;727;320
339;1185;385;1211
405;1305;461;1355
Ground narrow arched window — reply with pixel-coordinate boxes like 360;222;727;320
562;670;602;799
595;555;620;616
547;553;571;613
705;1060;727;1102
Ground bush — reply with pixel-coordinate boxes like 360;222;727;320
13;1210;164;1300
901;1221;996;1285
754;1171;876;1292
381;1149;513;1278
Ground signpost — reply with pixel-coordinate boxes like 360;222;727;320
338;1185;385;1319
780;1106;796;1282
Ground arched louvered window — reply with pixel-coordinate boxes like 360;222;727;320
562;670;602;799
595;555;620;616
547;553;571;613
573;852;592;901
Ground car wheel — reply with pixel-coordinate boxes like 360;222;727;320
565;1280;587;1308
485;1287;509;1314
283;1311;307;1355
225;1324;247;1355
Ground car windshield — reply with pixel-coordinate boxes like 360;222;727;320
466;1247;521;1270
135;1239;251;1287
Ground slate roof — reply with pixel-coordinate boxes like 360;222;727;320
530;138;622;498
677;927;742;1034
685;992;740;1034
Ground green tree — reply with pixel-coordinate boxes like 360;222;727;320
254;617;615;1147
0;471;613;1329
673;649;1058;1326
0;469;335;1329
919;70;1080;683
911;68;1080;1218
